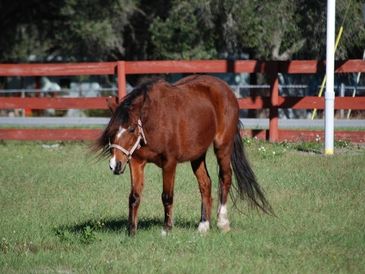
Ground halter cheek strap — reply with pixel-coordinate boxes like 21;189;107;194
108;119;147;160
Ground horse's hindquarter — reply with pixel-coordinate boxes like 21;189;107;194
156;88;215;161
177;76;239;145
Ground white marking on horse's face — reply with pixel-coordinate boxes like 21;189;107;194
109;155;117;171
116;126;127;139
198;221;210;233
217;204;230;231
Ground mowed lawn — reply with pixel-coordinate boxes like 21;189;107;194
0;140;364;273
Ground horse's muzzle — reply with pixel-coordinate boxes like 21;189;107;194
111;160;127;175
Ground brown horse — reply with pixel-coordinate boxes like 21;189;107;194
95;75;273;236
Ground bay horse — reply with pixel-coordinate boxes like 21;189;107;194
95;75;273;236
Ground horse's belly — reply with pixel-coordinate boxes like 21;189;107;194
174;118;216;162
176;145;211;162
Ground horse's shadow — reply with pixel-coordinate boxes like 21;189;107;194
56;216;197;236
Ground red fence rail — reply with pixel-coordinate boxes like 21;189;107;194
0;60;365;142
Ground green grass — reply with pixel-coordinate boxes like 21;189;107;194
0;140;364;273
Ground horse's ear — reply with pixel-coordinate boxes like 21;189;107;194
106;96;118;113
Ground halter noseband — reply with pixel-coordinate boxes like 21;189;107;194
108;119;147;160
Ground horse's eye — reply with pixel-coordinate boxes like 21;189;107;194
128;126;135;133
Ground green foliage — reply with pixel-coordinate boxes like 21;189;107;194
149;1;217;59
80;226;97;244
0;0;138;62
244;137;289;159
55;0;138;60
1;238;10;254
210;0;365;60
55;219;105;244
244;137;354;156
1;0;364;61
54;228;74;243
335;139;352;149
294;141;323;154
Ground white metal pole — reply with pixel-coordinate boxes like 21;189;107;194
325;0;336;155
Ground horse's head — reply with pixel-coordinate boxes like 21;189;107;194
96;80;156;175
108;118;147;175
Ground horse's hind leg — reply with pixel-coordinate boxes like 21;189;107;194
214;143;233;232
191;154;212;233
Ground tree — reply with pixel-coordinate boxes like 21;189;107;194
148;0;365;60
0;0;61;62
149;0;217;59
0;0;138;62
296;0;365;59
53;0;138;61
0;0;364;62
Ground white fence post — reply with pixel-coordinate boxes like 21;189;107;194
324;0;336;155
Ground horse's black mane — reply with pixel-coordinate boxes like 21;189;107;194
114;78;159;125
94;78;160;156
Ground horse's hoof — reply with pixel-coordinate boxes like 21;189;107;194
198;221;210;234
128;226;137;237
128;230;136;237
219;225;231;233
161;225;173;236
217;219;231;233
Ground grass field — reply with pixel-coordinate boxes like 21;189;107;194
0;139;364;273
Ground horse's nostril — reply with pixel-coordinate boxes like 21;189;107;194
113;161;122;175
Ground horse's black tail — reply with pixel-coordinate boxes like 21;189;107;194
231;126;274;215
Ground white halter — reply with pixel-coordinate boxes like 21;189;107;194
108;119;147;159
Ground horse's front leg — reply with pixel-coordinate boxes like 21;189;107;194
161;160;177;235
128;158;146;236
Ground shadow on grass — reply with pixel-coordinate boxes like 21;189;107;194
55;216;197;236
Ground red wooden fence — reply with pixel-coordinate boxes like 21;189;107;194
0;60;365;142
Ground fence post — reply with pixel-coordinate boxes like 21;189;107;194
340;83;345;118
269;62;279;142
117;61;126;101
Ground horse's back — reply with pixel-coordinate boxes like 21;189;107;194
175;75;239;142
175;75;238;114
